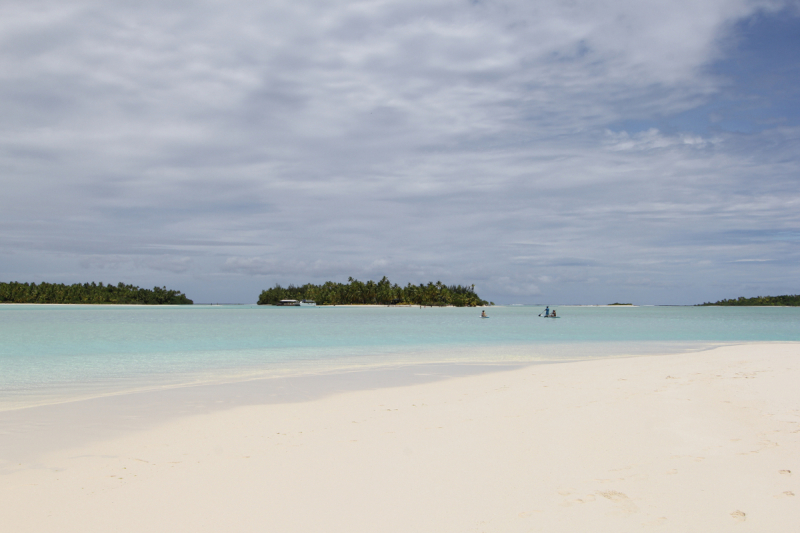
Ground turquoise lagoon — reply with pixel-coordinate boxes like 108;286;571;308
1;304;798;409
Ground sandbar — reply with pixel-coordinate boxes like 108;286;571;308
1;343;798;532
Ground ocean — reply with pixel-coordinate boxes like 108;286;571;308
1;304;798;410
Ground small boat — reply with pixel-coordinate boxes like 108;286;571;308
278;299;300;306
300;299;316;306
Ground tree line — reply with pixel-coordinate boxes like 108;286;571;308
258;276;489;307
0;281;193;305
699;295;800;306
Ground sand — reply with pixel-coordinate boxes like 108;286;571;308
1;343;798;532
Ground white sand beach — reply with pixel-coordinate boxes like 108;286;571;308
1;343;798;532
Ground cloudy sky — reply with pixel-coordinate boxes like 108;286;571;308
2;0;799;304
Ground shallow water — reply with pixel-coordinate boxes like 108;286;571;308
1;304;798;409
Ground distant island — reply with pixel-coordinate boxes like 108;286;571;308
609;303;633;306
258;277;489;307
0;281;193;305
699;295;800;306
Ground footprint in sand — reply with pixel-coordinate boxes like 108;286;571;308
598;490;627;502
730;510;746;522
597;490;638;513
778;469;792;475
559;494;596;507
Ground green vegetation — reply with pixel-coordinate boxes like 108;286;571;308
0;281;193;305
258;276;488;307
699;295;800;306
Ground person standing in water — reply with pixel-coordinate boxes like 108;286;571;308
544;306;550;317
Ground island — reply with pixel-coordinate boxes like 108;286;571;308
698;295;800;306
0;281;193;304
258;276;488;307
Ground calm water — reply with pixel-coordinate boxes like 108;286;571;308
1;304;798;409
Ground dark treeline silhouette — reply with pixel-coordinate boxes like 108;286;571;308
258;276;488;307
0;281;193;305
699;295;800;306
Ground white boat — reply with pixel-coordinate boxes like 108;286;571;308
278;299;300;306
300;300;316;306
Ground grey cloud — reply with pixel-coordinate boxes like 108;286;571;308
79;254;193;273
143;256;193;273
221;257;357;278
1;0;798;304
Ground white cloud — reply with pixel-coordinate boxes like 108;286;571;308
604;129;721;151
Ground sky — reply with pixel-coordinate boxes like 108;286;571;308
1;0;799;305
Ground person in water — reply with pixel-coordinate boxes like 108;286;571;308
544;306;550;316
551;310;556;317
481;309;487;317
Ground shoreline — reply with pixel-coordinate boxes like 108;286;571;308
1;342;798;531
0;340;734;413
0;361;530;466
